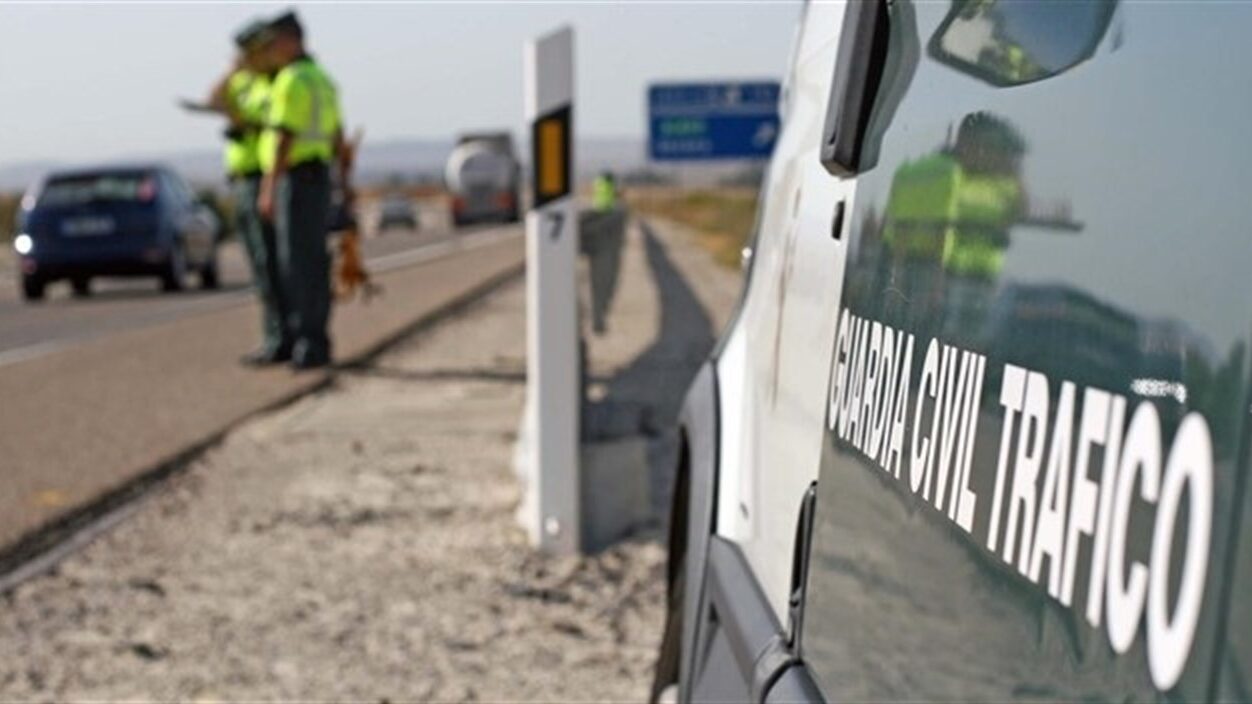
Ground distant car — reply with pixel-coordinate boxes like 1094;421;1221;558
376;195;419;232
13;164;220;301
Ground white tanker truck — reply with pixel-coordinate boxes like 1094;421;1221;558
445;132;521;227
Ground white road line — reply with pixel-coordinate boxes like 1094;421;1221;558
0;340;74;368
368;226;518;273
0;226;520;370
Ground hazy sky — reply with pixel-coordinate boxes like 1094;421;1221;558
0;1;800;168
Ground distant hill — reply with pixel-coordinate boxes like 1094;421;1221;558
0;160;61;194
0;136;654;193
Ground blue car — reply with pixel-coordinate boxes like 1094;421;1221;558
14;164;221;301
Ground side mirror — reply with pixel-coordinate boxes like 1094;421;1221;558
195;192;225;232
196;191;219;210
928;0;1117;88
189;203;221;240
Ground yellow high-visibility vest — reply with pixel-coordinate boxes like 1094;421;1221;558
882;153;1020;278
259;57;340;173
224;69;270;176
592;175;617;211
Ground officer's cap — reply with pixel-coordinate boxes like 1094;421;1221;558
268;10;304;40
233;19;271;50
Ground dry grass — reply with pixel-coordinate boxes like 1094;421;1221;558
0;193;19;277
625;186;758;269
0;192;18;243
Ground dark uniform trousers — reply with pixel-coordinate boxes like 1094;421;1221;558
233;174;292;356
277;161;333;365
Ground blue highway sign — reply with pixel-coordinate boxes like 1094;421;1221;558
648;81;781;161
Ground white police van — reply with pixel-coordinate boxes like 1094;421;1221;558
650;1;1252;701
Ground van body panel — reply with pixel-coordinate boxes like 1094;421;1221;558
714;0;853;624
802;2;1252;700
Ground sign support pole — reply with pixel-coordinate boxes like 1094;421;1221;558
521;26;579;555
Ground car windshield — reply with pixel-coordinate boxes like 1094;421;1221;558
37;172;157;208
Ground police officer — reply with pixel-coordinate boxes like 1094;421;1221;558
211;20;293;366
585;170;625;333
257;11;351;369
592;170;618;212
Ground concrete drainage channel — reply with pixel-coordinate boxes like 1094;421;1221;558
0;261;524;596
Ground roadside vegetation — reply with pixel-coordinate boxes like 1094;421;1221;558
1;192;18;243
0;192;18;275
626;186;758;269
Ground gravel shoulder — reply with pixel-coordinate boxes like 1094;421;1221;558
0;215;738;702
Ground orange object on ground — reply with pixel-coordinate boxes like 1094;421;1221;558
335;228;379;301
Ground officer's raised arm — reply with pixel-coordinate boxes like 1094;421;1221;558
205;59;242;119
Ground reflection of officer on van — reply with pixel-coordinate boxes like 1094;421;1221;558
880;111;1026;334
257;11;351;370
209;20;294;366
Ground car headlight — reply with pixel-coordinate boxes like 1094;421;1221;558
13;233;33;256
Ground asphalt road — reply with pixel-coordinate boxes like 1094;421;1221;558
0;209;523;563
0;199;464;366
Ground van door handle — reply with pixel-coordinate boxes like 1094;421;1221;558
821;0;891;177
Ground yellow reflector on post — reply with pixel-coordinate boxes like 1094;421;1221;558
538;119;565;196
531;104;571;208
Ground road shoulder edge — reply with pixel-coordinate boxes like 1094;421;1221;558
0;258;525;594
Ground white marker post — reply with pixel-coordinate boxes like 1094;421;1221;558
521;26;580;554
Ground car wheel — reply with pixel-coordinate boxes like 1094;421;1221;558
21;276;45;302
161;244;187;292
71;277;91;298
199;252;220;290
